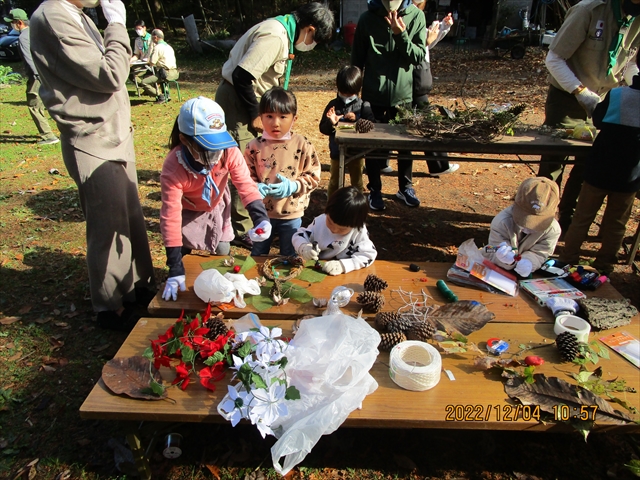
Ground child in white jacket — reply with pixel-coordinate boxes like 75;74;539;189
292;186;377;275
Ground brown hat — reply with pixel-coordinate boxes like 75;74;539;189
512;177;559;231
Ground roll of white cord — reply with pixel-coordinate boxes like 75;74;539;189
389;341;442;391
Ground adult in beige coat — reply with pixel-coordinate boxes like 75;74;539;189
30;0;155;331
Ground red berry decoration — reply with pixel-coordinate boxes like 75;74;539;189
233;265;241;273
524;355;544;366
255;228;265;235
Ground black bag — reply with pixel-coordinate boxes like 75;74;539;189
412;59;433;105
156;68;168;81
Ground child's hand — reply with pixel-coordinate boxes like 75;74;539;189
443;13;454;27
327;106;343;126
162;275;186;301
257;183;270;198
343;112;356;121
298;243;320;261
322;260;344;276
249;220;271;242
385;10;406;35
267;174;298;199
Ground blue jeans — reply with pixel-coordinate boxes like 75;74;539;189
251;217;302;256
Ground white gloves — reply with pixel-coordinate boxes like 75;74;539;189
514;258;533;277
546;297;579;317
101;0;127;25
496;244;516;265
163;275;186;301
298;243;320;261
322;260;344;276
575;88;600;117
248;220;271;243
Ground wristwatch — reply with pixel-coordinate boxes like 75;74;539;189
571;84;586;95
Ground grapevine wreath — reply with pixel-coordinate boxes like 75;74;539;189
261;256;305;305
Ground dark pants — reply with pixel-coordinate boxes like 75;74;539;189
366;105;413;192
538;85;591;226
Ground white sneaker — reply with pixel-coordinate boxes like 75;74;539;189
435;164;459;175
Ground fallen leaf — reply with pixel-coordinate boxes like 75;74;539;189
35;317;52;324
54;470;71;480
40;365;56;373
205;465;221;480
8;352;22;362
52;309;60;315
18;306;32;314
15;253;24;261
101;356;166;400
54;322;68;328
58;358;69;367
63;312;79;319
0;317;20;325
92;343;111;353
48;337;64;350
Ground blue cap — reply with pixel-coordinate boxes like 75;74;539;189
178;96;237;151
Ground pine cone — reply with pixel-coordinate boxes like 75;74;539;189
556;331;580;362
379;332;406;352
375;311;400;330
205;318;228;339
386;316;415;333
364;274;388;292
405;320;436;341
357;291;385;313
355;118;374;134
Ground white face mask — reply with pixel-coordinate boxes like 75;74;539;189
135;29;144;36
338;94;358;104
294;30;317;52
79;0;101;8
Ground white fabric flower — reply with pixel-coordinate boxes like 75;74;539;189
219;384;253;427
248;382;288;435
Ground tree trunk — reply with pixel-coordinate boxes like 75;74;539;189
143;0;157;28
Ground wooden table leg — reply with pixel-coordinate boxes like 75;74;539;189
624;221;640;272
338;145;346;189
126;428;152;480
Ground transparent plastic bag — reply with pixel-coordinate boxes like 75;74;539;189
193;269;235;304
224;273;261;308
269;313;380;475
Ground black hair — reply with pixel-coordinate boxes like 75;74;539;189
134;19;146;28
259;87;297;115
336;66;362;95
292;2;335;44
325;186;368;229
169;116;182;150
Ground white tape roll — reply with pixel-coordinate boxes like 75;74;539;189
389;341;441;391
554;314;591;343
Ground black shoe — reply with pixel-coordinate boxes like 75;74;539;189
154;95;167;104
97;308;140;333
231;233;253;250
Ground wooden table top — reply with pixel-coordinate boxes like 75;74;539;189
335;123;592;157
148;256;629;323
80;317;640;431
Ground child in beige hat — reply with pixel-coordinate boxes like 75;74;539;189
483;177;561;277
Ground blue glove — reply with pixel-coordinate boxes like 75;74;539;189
257;183;270;198
267;174;298;199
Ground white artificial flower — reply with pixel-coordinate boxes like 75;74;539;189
248;381;288;432
219;384;253;427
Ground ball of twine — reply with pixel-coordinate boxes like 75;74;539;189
389;341;441;391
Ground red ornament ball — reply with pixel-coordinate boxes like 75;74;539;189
524;355;544;366
233;265;241;273
255;228;265;235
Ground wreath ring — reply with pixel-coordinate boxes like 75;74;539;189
262;256;304;282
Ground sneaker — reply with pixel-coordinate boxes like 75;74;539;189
37;137;60;145
433;164;459;175
396;187;421;207
368;190;386;211
231;233;253;249
154;95;167;104
380;166;394;174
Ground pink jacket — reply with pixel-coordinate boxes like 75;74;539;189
160;146;262;247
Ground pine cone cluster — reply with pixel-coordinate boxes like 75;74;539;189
556;331;580;362
379;332;406;351
355;118;374;134
364;274;388;292
357;291;385;313
374;311;436;351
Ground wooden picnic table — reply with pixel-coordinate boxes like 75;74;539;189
148;256;629;322
81;317;640;431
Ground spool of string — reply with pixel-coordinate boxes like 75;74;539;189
162;433;183;459
389;341;442;391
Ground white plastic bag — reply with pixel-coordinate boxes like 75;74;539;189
269;314;380;475
193;269;235;304
223;272;261;308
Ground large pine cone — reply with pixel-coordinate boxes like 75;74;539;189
405;320;436;341
355;118;374;134
357;291;385;313
379;332;406;352
386;316;415;333
364;274;388;292
205;318;229;339
556;331;580;362
375;311;400;330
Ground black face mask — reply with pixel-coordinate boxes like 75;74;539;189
623;0;640;17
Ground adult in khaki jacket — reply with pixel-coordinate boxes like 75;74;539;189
140;28;178;103
30;0;155;331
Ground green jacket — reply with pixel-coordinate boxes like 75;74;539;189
351;5;426;108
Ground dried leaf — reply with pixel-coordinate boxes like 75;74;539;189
92;343;111;353
205;465;221;480
474;356;521;370
54;470;71;480
8;352;22;362
101;356;167;400
54;322;68;328
18;305;32;314
504;374;633;425
35;317;52;324
40;365;56;373
430;300;495;335
0;317;20;325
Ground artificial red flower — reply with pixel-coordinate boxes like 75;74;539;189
153;354;171;370
186;316;200;334
202;303;212;323
199;362;226;391
172;362;191;390
151;339;165;358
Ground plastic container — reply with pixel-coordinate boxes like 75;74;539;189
343;22;356;47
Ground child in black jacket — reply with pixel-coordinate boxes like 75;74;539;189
319;66;374;198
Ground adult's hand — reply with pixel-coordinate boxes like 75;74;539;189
442;13;454;27
251;116;263;135
575;88;600;117
514;258;533;277
101;0;127;25
162;275;186;301
385;10;406;35
426;21;440;46
496;244;516;265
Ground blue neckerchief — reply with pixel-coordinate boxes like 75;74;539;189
180;146;219;206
